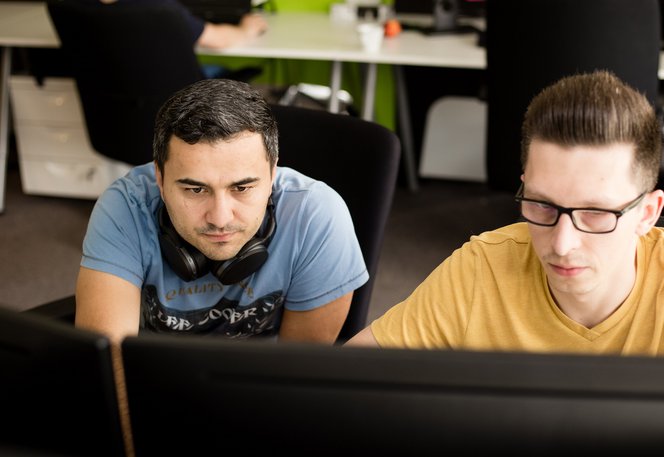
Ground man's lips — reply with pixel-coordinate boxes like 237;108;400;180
549;263;586;277
203;232;235;243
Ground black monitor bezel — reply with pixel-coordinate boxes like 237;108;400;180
122;334;664;455
0;307;125;457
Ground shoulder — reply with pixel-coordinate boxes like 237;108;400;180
641;226;664;254
273;166;327;192
643;225;664;241
270;167;357;243
272;167;348;212
93;163;162;225
452;222;533;270
468;222;531;248
104;162;159;200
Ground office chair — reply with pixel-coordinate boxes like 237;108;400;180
485;0;662;193
46;0;205;165
278;82;357;116
270;104;401;342
27;105;401;343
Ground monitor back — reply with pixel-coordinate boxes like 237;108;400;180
0;307;125;457
178;0;252;24
394;0;486;16
122;335;664;455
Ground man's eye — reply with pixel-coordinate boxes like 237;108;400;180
235;186;249;193
579;210;612;219
534;202;553;210
187;187;205;194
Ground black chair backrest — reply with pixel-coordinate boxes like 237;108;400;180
47;0;204;165
270;105;401;342
485;0;662;193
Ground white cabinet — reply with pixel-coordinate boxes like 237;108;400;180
8;76;131;199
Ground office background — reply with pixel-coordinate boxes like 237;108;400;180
1;0;661;323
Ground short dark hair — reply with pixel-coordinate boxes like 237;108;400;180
521;70;662;191
153;78;279;173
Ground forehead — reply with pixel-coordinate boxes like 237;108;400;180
164;132;270;181
523;140;639;203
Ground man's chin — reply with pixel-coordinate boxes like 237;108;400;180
198;244;241;262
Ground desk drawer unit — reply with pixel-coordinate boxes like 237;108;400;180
8;76;130;198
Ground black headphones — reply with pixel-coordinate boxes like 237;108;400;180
157;198;276;285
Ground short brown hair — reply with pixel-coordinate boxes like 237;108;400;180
521;70;662;191
153;79;279;174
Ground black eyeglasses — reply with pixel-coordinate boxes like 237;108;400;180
514;184;646;234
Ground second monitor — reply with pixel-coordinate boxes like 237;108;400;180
122;335;664;455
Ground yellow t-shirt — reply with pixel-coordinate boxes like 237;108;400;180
371;223;664;356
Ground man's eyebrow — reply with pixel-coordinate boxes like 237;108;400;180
174;177;261;187
232;177;260;187
176;178;207;187
526;189;614;208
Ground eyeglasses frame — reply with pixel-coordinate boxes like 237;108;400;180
514;183;647;234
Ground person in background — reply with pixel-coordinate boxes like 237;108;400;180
85;0;268;78
95;0;268;49
347;70;664;355
75;78;368;344
27;0;267;84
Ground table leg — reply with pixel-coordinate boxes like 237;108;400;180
328;60;342;113
394;65;419;192
0;46;12;214
361;62;377;121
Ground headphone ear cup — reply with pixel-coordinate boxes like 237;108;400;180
158;205;209;281
210;238;270;285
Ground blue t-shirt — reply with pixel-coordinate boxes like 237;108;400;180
81;164;369;338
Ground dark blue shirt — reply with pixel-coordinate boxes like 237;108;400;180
75;0;205;44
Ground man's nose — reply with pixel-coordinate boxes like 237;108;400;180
206;196;234;228
550;213;582;256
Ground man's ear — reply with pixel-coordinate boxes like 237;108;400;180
636;189;664;235
154;161;165;199
270;161;278;183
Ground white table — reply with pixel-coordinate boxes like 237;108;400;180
199;12;485;115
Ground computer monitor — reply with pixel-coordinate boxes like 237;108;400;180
0;307;125;457
122;334;664;455
394;0;485;34
178;0;252;24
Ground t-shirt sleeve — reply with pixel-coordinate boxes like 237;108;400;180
283;183;369;311
370;240;478;349
80;187;149;288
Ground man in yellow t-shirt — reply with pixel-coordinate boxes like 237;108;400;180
347;70;664;356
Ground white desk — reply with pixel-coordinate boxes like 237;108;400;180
0;1;59;213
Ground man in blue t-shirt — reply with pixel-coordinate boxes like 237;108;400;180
76;79;368;344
